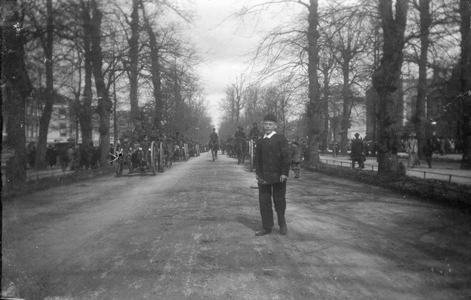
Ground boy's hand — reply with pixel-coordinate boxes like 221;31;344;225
280;175;288;182
256;175;265;184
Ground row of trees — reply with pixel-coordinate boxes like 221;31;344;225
234;0;471;172
218;74;303;139
2;0;212;186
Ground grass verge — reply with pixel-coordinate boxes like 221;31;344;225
1;165;115;201
306;163;471;212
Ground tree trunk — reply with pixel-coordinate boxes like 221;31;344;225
306;0;322;166
459;0;471;169
322;67;330;153
141;2;163;129
35;0;54;170
90;0;111;165
340;63;350;155
414;0;431;160
79;0;94;145
2;0;33;187
373;0;408;174
129;0;140;128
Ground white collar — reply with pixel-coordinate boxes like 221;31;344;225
263;131;276;139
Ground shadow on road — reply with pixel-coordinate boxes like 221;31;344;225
235;215;260;231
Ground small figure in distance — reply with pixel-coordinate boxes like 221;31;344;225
423;138;434;168
290;140;302;179
249;122;261;140
351;133;365;169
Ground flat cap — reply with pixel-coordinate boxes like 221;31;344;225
263;114;277;123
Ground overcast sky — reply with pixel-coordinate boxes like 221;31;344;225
176;0;304;129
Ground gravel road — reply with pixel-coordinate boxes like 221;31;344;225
2;152;470;299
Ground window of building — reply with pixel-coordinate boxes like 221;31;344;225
59;123;67;137
59;108;67;119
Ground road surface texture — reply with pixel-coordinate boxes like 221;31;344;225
2;152;471;300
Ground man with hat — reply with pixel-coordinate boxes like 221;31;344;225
249;122;261;140
254;113;291;236
351;133;364;168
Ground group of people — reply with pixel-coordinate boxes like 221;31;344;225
115;125;202;167
405;133;436;169
26;142;100;171
348;132;449;170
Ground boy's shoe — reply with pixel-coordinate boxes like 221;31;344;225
255;229;271;236
280;224;287;235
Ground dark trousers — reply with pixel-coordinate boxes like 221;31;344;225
352;157;364;168
258;181;286;230
425;155;432;168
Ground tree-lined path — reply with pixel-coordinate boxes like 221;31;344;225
2;153;470;299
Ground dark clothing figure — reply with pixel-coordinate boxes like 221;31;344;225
249;125;260;139
235;128;246;141
350;135;364;168
58;146;69;172
28;147;36;169
290;142;302;178
255;132;290;235
423;139;434;168
46;146;57;168
258;182;287;232
209;131;218;142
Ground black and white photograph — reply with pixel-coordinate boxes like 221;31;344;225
2;0;471;299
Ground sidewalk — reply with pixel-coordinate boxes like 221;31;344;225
2;166;76;187
319;153;471;185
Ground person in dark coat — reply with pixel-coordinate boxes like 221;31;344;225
423;138;434;168
350;133;364;168
28;146;36;169
46;145;57;168
249;122;261;140
254;114;291;236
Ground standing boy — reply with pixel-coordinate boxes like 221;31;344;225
254;114;291;236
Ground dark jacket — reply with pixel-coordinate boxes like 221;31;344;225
255;133;291;184
290;143;302;163
423;143;434;156
350;138;364;159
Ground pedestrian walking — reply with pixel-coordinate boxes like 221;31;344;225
351;133;364;168
423;138;434;168
290;140;302;179
254;114;291;236
58;145;69;172
28;146;36;169
46;145;57;169
406;133;419;168
440;137;446;156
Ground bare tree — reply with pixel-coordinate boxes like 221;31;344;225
2;0;33;186
140;0;163;129
410;0;431;160
317;43;336;152
372;0;409;174
233;75;245;125
458;0;471;169
327;5;373;155
23;0;54;170
89;0;112;164
238;0;322;165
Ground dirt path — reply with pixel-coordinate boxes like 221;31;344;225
2;152;471;299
